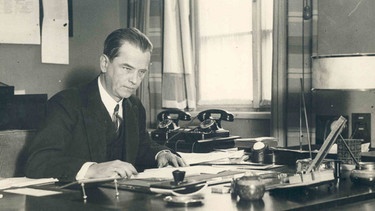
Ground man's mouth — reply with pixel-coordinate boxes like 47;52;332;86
124;86;135;91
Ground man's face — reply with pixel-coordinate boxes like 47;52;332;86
100;42;151;102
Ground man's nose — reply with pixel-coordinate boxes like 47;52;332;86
129;71;138;84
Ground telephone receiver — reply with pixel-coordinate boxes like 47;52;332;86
197;109;234;132
157;108;192;131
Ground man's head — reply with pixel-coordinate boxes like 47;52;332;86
100;28;153;102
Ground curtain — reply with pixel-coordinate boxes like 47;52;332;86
162;0;196;110
271;0;288;147
127;0;152;125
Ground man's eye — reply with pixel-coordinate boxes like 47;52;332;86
138;70;147;76
123;66;132;71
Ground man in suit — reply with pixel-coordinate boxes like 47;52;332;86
25;28;187;182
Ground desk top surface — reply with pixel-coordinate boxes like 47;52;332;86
1;170;374;211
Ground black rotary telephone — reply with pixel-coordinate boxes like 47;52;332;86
156;108;192;131
151;109;191;144
196;109;234;133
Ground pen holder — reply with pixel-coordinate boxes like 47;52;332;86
337;139;362;165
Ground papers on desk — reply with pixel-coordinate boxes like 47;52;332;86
0;177;58;190
4;188;62;197
178;149;245;165
178;149;283;170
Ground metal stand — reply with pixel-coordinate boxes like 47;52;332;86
81;183;87;201
80;178;120;201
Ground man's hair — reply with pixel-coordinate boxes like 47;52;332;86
103;28;153;61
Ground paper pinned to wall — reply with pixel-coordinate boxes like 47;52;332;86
41;0;69;64
0;0;40;44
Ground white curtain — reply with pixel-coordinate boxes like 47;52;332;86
162;0;196;110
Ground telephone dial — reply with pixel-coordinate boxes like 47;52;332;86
151;108;192;144
157;108;191;131
196;109;234;133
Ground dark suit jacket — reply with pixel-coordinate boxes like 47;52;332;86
25;77;167;182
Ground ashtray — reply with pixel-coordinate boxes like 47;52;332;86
164;195;204;207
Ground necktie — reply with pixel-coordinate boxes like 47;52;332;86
112;104;122;132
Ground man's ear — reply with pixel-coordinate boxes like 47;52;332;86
100;54;109;72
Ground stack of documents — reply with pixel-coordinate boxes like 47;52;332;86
178;149;245;165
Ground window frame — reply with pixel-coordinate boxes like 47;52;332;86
192;0;272;112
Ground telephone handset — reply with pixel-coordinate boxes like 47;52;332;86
197;109;234;133
156;108;191;131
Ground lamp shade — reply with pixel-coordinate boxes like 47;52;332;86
312;54;375;90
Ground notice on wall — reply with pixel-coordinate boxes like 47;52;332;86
0;0;40;44
41;0;69;64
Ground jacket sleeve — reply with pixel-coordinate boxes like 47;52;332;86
131;97;169;171
25;91;89;182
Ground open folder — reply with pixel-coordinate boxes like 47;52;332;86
101;166;247;193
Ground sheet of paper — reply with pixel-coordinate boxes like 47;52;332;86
4;188;62;197
211;164;284;170
41;0;69;64
0;0;40;44
0;177;58;190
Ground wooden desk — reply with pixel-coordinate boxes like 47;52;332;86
1;172;375;211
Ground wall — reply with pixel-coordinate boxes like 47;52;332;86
317;0;375;55
0;0;127;98
313;0;375;148
287;0;375;148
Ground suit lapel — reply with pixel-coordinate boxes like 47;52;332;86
80;78;141;163
123;98;139;163
81;78;109;162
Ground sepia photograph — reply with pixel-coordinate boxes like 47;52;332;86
1;0;375;210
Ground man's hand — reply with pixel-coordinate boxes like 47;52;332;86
157;151;188;168
85;160;138;179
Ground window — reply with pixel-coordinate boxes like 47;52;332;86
193;0;273;110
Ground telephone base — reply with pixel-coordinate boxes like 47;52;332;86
151;129;230;146
166;135;240;153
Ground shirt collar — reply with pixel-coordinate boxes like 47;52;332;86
98;77;123;118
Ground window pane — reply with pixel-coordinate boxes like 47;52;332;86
196;0;253;105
